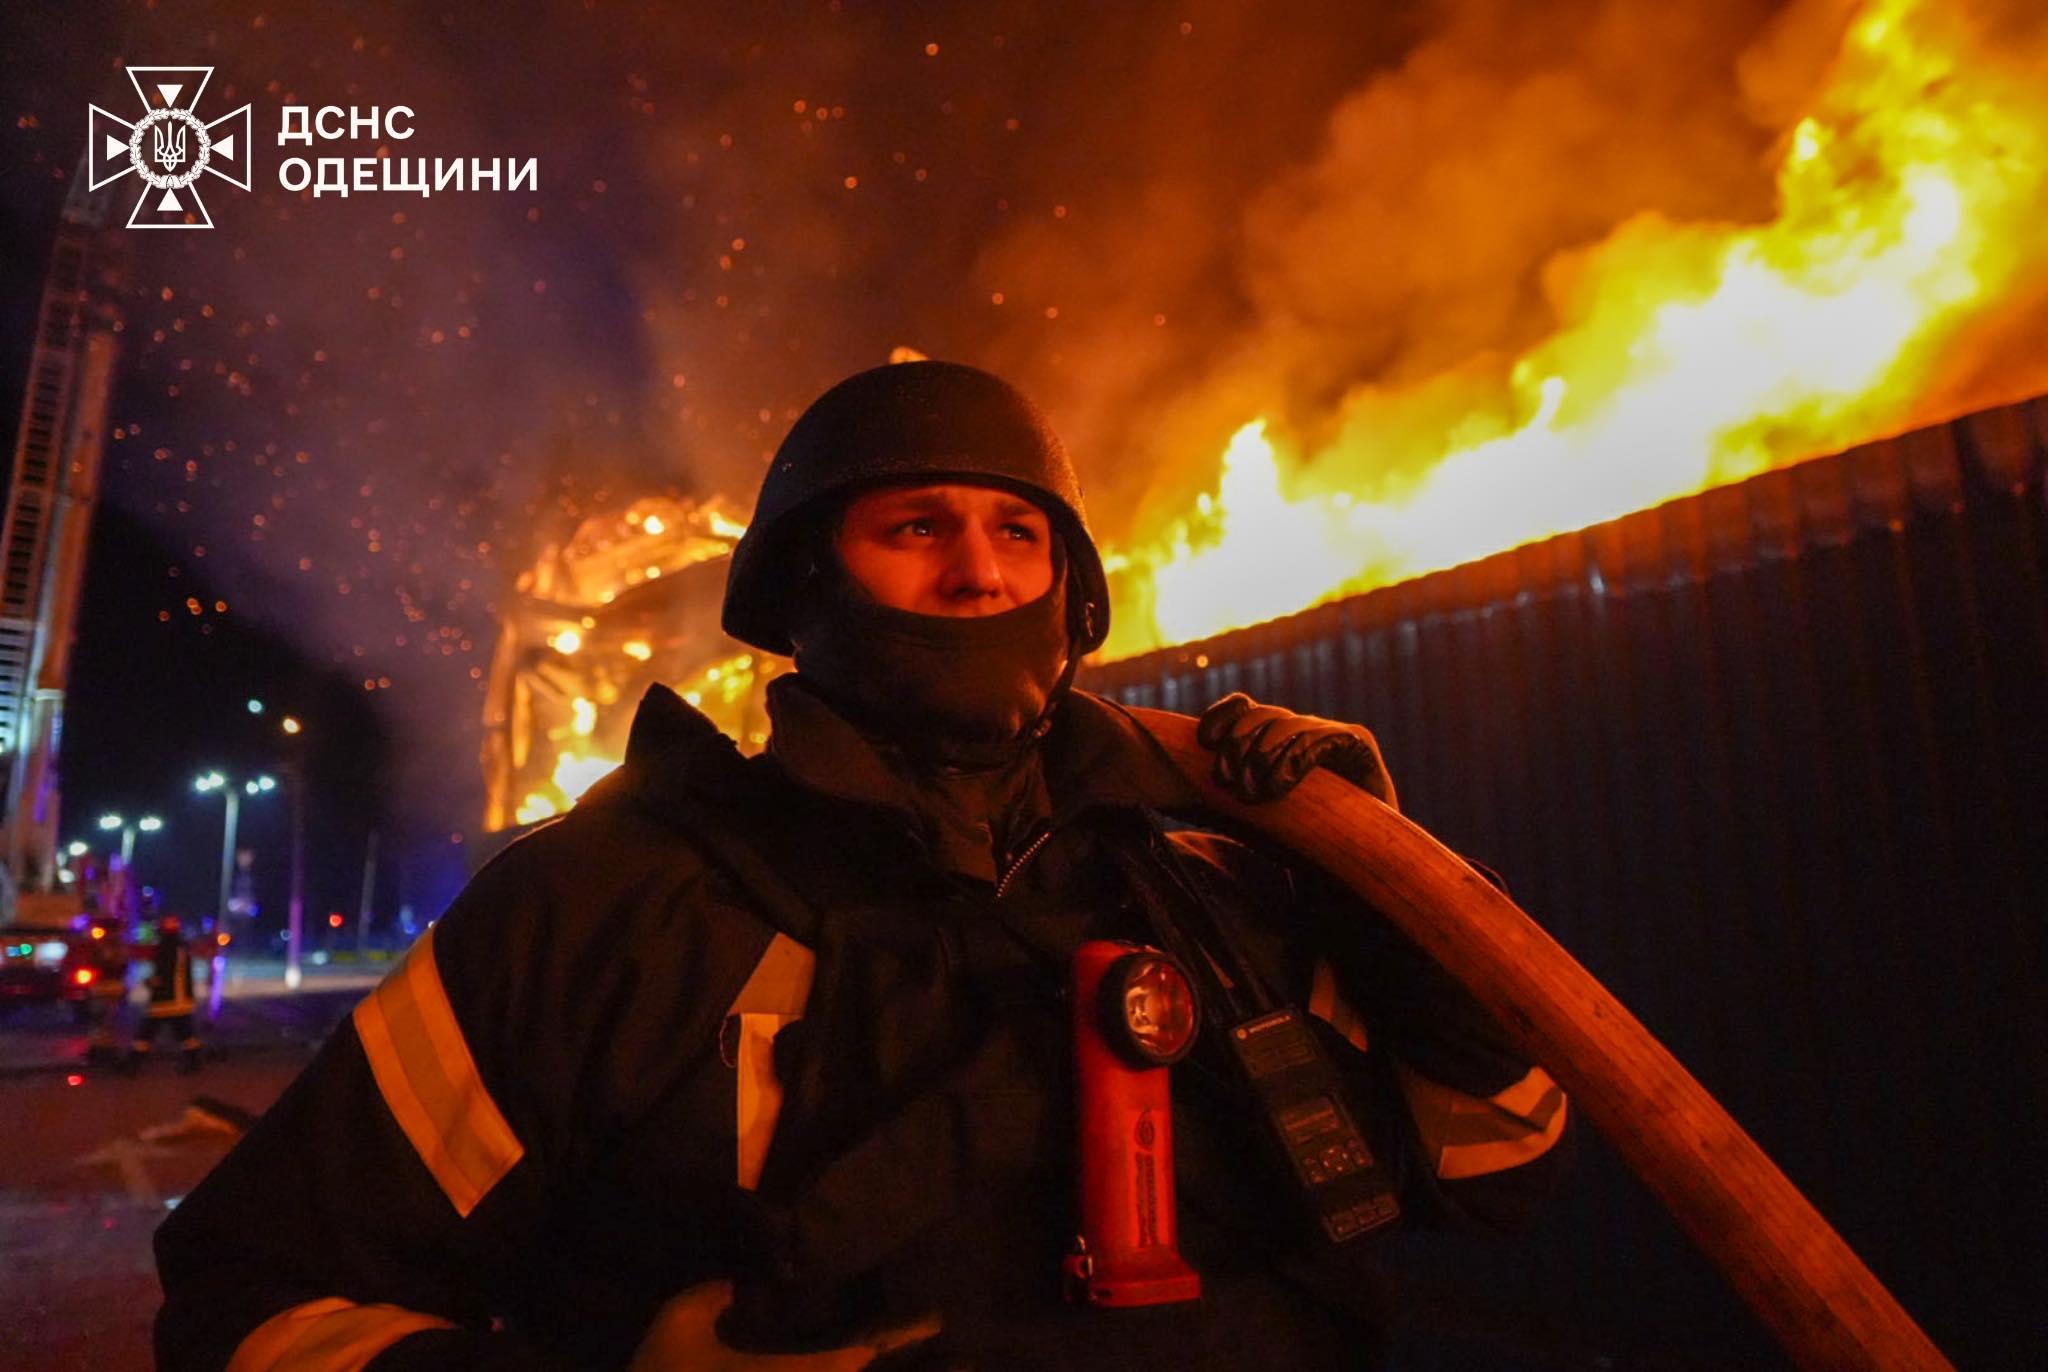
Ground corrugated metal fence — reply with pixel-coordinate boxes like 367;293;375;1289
1085;399;2048;1368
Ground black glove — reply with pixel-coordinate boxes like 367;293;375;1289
1195;692;1397;806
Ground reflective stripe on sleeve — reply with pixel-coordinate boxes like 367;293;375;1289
735;1013;794;1191
724;932;815;1191
352;926;524;1217
225;1297;452;1372
1395;1062;1569;1181
1306;957;1369;1054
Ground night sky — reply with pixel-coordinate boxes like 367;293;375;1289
5;0;2045;925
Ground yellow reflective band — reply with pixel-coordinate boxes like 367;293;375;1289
1396;1063;1569;1181
226;1296;451;1372
1306;957;1369;1054
735;1013;795;1191
1489;1063;1561;1121
725;933;815;1191
728;932;816;1018
352;927;523;1217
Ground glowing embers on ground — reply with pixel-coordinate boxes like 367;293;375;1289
1102;0;2048;659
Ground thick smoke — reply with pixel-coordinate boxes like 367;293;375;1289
977;0;1791;534
1006;0;2048;560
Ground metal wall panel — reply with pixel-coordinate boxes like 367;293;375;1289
1084;398;2048;1368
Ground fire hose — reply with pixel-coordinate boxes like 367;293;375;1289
1124;705;1950;1371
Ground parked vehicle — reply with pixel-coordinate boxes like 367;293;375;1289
1;924;85;1013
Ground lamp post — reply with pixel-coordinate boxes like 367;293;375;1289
197;714;311;989
96;813;132;922
197;771;273;964
265;713;312;989
285;763;305;990
97;812;125;863
195;772;237;931
355;829;379;958
97;812;164;869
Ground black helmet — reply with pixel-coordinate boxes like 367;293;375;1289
721;360;1110;656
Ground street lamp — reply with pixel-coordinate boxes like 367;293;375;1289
197;771;275;972
281;731;308;991
97;813;164;868
130;815;163;869
197;771;240;941
202;713;311;990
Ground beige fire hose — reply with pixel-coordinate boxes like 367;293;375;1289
1125;705;1950;1371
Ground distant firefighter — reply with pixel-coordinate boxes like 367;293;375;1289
132;915;202;1074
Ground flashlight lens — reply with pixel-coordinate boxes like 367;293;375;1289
1120;956;1197;1063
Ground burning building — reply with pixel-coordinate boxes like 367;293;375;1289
479;495;776;832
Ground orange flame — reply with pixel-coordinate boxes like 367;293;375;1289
506;650;779;826
1102;0;2048;659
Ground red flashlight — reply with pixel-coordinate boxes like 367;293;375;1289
1064;940;1202;1307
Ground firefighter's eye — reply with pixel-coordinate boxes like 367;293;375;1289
891;518;935;538
1001;522;1040;542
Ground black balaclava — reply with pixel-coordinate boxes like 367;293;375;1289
786;508;1079;771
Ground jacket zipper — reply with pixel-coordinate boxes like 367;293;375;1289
995;824;1055;899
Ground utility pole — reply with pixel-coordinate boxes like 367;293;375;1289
285;762;305;991
215;787;240;927
355;829;378;957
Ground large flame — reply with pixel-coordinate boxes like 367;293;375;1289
1103;0;2048;658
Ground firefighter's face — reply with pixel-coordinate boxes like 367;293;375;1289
835;483;1055;615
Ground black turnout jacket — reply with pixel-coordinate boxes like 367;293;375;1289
155;681;1570;1370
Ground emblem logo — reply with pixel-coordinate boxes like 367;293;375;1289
87;67;251;229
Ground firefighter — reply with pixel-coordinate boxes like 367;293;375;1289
132;914;203;1074
156;361;1570;1370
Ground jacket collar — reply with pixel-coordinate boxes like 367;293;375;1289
618;672;1203;827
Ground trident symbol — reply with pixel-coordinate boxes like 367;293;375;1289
152;121;186;172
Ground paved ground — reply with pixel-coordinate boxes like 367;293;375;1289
0;983;365;1371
